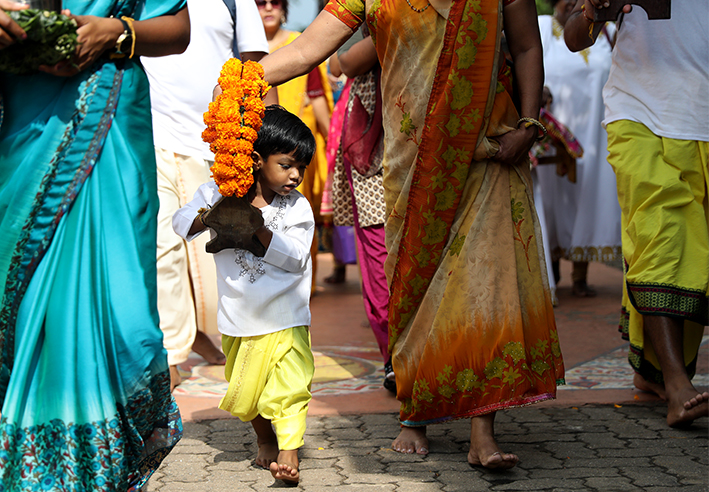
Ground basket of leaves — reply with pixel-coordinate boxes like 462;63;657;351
0;8;78;75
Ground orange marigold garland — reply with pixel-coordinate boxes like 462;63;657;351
202;59;271;197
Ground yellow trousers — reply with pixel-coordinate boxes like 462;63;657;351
607;120;708;383
219;326;314;450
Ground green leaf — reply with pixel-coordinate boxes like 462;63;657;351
0;9;78;75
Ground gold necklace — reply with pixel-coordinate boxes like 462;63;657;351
405;0;430;13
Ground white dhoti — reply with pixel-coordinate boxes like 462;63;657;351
156;147;219;366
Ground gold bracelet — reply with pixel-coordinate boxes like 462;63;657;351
121;16;136;59
517;117;547;141
581;4;597;39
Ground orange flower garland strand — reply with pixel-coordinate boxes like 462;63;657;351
202;59;271;197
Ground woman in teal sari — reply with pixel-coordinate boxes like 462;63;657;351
0;1;189;489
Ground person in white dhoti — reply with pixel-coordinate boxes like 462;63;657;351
535;0;622;298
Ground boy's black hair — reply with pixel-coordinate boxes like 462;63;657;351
254;105;316;165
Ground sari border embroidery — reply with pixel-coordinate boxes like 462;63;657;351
627;281;708;325
400;392;557;427
0;370;182;491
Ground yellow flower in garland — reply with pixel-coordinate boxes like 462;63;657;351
202;58;271;197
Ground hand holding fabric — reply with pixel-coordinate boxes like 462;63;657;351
493;126;537;167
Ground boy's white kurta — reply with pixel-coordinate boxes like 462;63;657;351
173;182;314;337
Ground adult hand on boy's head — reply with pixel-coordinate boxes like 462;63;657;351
202;195;267;256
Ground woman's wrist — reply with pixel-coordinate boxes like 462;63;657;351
517;117;547;141
581;0;595;23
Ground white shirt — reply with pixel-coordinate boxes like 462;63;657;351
173;182;314;337
602;1;709;141
141;0;269;160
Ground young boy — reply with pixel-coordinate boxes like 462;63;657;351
172;106;316;484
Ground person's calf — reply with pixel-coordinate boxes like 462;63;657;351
251;416;279;468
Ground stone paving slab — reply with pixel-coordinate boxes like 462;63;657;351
147;402;708;492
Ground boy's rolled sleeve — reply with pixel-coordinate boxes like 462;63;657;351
172;181;220;241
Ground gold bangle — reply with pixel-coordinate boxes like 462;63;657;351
581;4;595;22
580;4;597;39
517;117;547;141
121;16;136;59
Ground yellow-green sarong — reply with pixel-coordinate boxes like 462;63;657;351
607;120;709;383
220;326;314;450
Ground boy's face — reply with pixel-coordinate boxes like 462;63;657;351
258;151;308;198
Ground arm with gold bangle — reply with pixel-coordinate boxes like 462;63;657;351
38;7;189;77
565;0;631;52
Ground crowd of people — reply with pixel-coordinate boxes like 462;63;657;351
0;0;706;488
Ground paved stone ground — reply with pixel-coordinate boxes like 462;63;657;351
147;402;708;492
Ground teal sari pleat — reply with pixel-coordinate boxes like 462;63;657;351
0;1;185;489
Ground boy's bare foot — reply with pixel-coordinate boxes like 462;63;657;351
666;386;709;428
251;415;279;468
633;373;667;400
192;330;226;365
169;365;181;392
269;449;299;484
392;426;428;455
255;440;279;469
468;414;518;469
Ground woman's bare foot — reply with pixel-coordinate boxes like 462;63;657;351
666;386;709;428
392;426;428;455
191;330;226;365
572;280;597;297
324;265;346;284
633;373;667;400
468;414;518;469
169;365;181;392
269;449;299;484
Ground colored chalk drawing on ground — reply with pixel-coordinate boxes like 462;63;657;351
173;337;708;397
560;336;708;391
174;346;384;398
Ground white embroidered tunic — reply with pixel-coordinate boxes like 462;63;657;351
173;181;314;337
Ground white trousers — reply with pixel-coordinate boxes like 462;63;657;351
156;147;219;366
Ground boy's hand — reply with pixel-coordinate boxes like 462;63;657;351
201;195;267;257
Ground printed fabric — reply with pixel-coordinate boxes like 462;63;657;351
324;0;564;425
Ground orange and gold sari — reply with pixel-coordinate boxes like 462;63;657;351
325;0;565;425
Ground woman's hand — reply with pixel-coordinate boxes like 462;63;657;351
39;12;122;76
0;0;28;49
493;125;537;167
584;0;632;13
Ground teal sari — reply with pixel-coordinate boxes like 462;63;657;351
0;1;185;489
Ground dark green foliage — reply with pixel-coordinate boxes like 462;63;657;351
0;9;78;75
536;0;553;15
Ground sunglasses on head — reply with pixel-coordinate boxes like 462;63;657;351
256;0;281;8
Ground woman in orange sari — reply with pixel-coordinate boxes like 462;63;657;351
254;0;565;468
